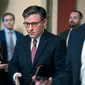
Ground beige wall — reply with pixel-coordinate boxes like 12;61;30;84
53;0;85;34
0;0;46;35
51;0;58;34
0;0;85;35
76;0;85;24
0;0;58;35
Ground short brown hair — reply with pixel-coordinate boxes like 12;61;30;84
2;12;15;22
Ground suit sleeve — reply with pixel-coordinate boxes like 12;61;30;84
52;38;67;85
54;39;66;74
52;36;73;85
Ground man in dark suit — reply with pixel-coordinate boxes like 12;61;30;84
0;12;23;85
64;23;85;85
8;5;66;85
59;10;83;46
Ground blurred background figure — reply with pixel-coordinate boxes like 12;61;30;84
0;12;23;85
59;10;83;46
64;23;85;85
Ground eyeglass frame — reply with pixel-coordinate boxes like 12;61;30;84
23;18;45;28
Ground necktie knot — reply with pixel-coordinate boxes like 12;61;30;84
33;39;37;45
9;31;13;34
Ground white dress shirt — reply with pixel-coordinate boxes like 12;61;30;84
30;36;41;51
80;40;85;85
66;28;72;46
4;27;17;61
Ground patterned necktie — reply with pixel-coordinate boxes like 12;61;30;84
31;39;37;63
9;31;14;57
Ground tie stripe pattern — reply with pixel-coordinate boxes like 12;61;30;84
31;39;37;63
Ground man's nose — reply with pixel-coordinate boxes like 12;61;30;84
29;24;33;31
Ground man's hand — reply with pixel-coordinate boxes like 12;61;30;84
14;73;22;85
0;64;8;70
4;64;8;72
32;76;52;85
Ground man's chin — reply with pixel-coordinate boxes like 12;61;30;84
69;24;76;28
69;24;80;28
6;27;13;30
70;26;77;28
29;35;36;39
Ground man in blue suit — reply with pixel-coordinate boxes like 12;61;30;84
64;23;85;85
0;12;23;85
59;10;83;46
8;5;66;85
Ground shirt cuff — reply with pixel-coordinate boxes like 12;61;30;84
13;73;19;81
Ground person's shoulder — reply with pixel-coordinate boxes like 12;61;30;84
70;23;85;37
0;29;4;33
47;31;65;42
49;33;66;47
0;30;4;36
17;34;30;41
73;23;85;33
59;29;70;35
15;35;30;46
15;31;23;36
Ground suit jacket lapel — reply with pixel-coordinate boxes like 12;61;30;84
73;38;84;72
15;31;18;39
65;29;70;39
4;34;32;73
1;30;6;42
15;31;21;39
32;39;47;65
23;36;32;72
1;30;8;61
30;30;48;72
72;25;85;80
76;25;85;71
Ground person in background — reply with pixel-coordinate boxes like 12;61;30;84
64;23;85;85
8;5;66;85
0;12;23;85
59;10;83;46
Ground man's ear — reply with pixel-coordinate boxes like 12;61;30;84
43;19;47;27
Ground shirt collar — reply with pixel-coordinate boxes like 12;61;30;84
31;35;41;44
31;29;44;42
4;27;14;34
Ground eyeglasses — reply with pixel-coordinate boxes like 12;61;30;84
23;19;44;28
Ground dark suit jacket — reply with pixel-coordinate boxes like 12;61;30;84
65;23;85;85
59;29;70;41
0;30;23;63
0;30;23;85
8;29;66;85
